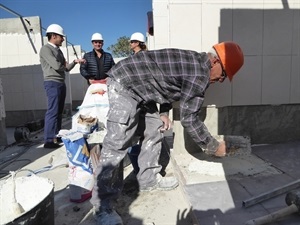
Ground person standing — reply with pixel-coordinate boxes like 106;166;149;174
80;33;115;85
40;24;85;149
91;41;244;225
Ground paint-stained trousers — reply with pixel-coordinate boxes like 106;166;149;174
91;79;163;209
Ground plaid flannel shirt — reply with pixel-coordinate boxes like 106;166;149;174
107;48;219;153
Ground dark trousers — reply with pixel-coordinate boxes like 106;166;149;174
43;81;66;143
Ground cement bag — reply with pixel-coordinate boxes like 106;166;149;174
72;83;109;132
76;115;98;134
58;130;94;192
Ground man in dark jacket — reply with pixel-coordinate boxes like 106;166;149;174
91;42;244;225
80;33;115;85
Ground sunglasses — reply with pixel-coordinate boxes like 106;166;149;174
93;41;103;44
219;61;227;79
130;40;138;44
221;69;227;79
53;34;64;39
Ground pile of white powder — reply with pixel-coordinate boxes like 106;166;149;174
0;175;54;224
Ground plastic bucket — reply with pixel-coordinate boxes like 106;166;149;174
0;175;54;225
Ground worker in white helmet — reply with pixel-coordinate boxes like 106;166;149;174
129;32;147;53
39;24;85;149
127;32;172;178
80;33;115;85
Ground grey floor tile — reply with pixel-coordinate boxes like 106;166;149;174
252;141;300;178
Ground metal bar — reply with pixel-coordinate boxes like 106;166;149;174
243;179;300;208
0;4;84;52
71;45;79;59
0;4;37;54
19;17;37;54
0;3;22;17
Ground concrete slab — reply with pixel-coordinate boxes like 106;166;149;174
173;151;282;185
178;143;300;225
252;141;300;178
1;120;300;225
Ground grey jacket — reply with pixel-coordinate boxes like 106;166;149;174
40;43;76;83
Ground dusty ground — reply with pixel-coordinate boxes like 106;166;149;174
0;135;194;225
52;153;194;225
2;128;300;225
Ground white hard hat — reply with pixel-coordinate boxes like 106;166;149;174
130;32;145;42
91;33;103;41
46;24;65;36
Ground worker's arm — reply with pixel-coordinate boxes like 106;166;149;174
65;59;85;72
179;76;225;156
65;61;76;72
80;53;95;80
40;46;65;71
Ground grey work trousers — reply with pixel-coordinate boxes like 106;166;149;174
91;79;163;209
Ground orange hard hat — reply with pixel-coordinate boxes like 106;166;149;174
213;41;244;81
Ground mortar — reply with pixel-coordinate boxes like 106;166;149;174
0;175;54;225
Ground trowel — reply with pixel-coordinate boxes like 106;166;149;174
10;171;25;216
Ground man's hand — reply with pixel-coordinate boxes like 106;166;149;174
160;114;171;132
214;141;227;157
74;58;86;64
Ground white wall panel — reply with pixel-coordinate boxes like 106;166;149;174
263;10;294;56
262;56;291;104
152;0;300;106
5;55;20;68
31;54;40;65
169;4;202;50
232;9;263;56
2;36;18;55
153;18;170;48
192;3;222;50
153;0;170;48
217;7;233;43
232;56;262;106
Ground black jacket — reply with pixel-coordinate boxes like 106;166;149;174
80;49;115;80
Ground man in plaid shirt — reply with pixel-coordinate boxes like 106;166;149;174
92;42;244;225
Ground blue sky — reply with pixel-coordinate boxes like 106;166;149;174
0;0;152;52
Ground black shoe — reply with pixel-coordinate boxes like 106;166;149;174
55;137;63;143
44;142;61;149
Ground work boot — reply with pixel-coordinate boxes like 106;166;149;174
140;174;179;192
95;208;123;225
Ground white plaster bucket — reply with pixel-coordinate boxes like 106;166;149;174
0;175;54;225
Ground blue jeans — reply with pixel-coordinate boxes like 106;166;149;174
43;81;66;143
